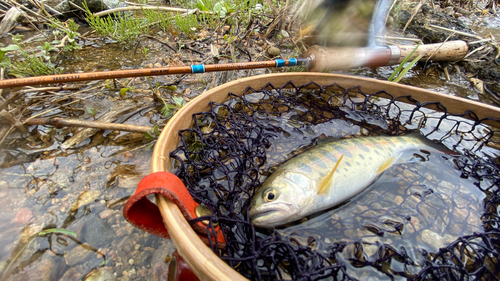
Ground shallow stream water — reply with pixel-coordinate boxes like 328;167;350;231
0;11;499;281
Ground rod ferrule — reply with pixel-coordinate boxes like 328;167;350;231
387;45;401;66
275;59;285;67
191;64;205;73
288;58;297;66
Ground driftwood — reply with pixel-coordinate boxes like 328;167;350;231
0;7;22;35
25;117;152;133
61;101;149;148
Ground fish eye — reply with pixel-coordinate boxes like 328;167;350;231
263;188;277;202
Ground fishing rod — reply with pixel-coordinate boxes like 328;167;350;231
0;40;467;89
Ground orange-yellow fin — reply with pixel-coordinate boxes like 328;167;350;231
318;154;343;195
377;156;396;174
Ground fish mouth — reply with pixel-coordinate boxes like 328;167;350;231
249;203;294;226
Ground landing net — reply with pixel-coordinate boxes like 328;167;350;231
170;81;500;280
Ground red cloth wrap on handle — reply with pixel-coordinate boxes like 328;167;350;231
123;171;225;246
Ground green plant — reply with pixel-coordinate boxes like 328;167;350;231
388;42;424;83
142;8;173;32
86;107;97;119
0;44;20;68
49;18;82;52
38;228;77;238
174;13;199;38
161;96;186;119
8;34;62;77
85;3;148;44
144;124;160;141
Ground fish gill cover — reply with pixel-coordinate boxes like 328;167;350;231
169;81;500;280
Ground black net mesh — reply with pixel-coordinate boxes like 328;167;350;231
169;81;500;280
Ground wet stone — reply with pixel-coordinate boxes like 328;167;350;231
60;265;87;281
65;244;95;266
84;268;116;281
70;190;101;211
151;240;176;281
266;46;280;57
418;229;445;253
8;257;56;281
78;215;115;247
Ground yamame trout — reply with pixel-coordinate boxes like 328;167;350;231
249;135;446;227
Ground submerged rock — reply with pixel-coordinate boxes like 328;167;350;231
54;0;128;14
78;215;115;247
84;268;116;281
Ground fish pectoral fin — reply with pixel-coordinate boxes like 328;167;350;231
377;156;398;174
318;154;343;195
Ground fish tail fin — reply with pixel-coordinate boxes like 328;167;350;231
404;132;458;155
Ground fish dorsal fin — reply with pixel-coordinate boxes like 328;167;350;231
318;154;343;195
377;156;398;174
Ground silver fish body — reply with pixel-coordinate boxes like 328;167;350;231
249;135;433;227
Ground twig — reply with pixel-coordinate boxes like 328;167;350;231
468;38;492;44
20;85;81;94
463;45;486;59
22;117;153;133
403;0;425;33
0;92;22;110
93;6;213;17
0;109;27;134
68;1;88;13
53;34;68;48
138;35;177;53
428;24;482;40
443;66;450;81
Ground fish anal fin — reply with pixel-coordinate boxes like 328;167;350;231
318;154;343;195
377;156;396;174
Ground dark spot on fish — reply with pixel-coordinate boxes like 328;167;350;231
316;148;338;162
307;155;327;169
398;137;407;144
359;154;365;160
351;139;370;152
297;163;312;173
345;161;351;167
333;145;353;158
356;162;360;166
344;168;348;172
386;139;396;147
374;150;380;155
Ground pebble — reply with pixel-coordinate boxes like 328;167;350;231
8;257;56;281
65;244;94;266
70;190;101;211
78;215;115;247
267;47;281;58
99;209;114;220
84;268;117;281
418;229;445;253
151;240;176;281
11;208;33;224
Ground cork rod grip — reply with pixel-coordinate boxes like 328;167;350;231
305;40;468;72
397;40;468;63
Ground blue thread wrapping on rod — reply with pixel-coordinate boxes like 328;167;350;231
275;59;285;67
191;64;205;73
288;58;297;66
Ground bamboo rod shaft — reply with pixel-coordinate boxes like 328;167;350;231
0;41;468;89
0;60;300;89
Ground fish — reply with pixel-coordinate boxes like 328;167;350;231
249;134;445;227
